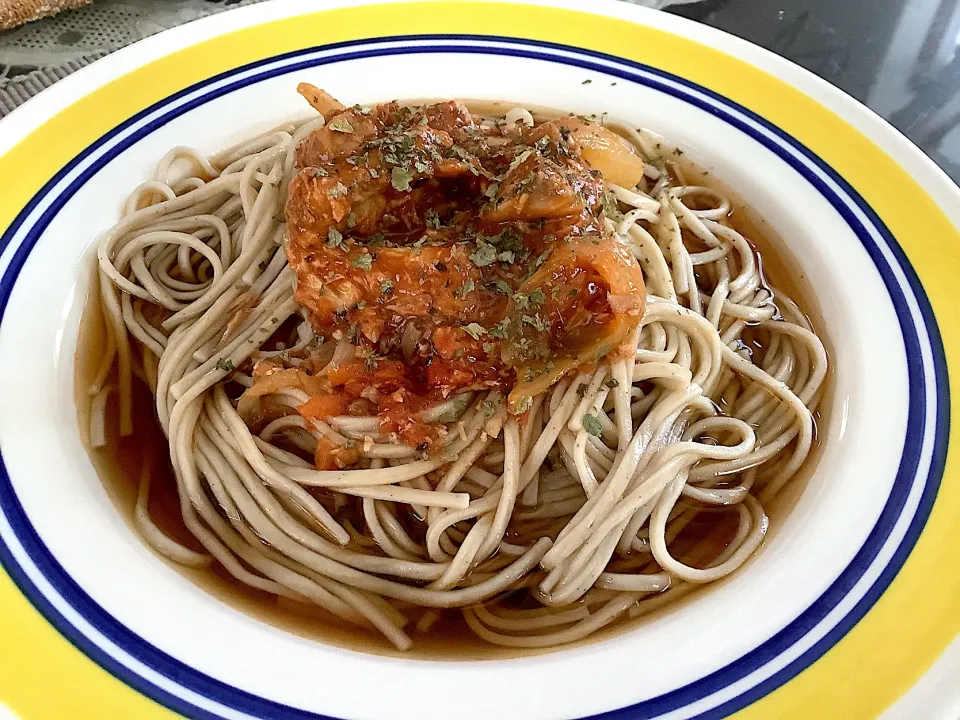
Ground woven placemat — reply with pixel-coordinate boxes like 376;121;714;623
0;0;265;115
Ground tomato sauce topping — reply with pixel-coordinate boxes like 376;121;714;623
248;86;648;460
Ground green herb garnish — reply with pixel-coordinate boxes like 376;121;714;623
522;314;547;332
601;190;624;222
469;243;497;267
391;166;414;192
364;352;385;371
493;279;513;295
327;116;354;133
462;323;486;340
507;150;533;173
352;253;373;270
489;318;511;339
582;413;603;437
436;397;469;423
513;396;533;414
327;227;344;248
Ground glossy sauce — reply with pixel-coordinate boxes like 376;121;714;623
283;95;648;427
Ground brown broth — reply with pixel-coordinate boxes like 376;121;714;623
75;112;832;660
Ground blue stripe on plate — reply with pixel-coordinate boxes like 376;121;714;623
0;35;947;720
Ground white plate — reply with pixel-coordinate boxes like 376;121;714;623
0;2;956;719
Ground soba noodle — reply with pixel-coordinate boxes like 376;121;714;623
85;102;827;652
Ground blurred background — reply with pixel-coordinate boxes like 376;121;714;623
1;0;959;183
673;0;960;182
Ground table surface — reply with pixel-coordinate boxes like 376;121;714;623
671;0;960;184
1;0;957;185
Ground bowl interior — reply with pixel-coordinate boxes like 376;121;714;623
0;42;912;720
